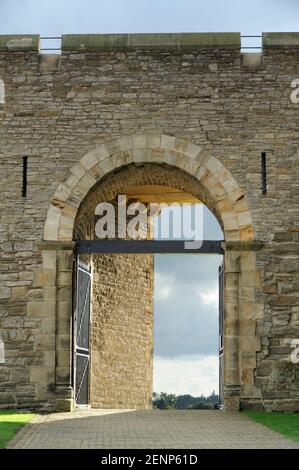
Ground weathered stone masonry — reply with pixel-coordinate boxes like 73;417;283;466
91;253;153;409
0;32;298;411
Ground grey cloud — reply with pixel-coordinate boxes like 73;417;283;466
154;254;223;287
154;254;222;357
154;206;222;358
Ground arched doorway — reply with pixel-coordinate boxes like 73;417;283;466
41;133;260;412
73;163;224;410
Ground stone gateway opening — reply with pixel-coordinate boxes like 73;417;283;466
42;136;257;413
71;162;226;410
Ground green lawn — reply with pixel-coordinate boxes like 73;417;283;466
0;410;34;448
245;411;299;442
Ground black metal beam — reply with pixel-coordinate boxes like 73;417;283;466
75;239;224;255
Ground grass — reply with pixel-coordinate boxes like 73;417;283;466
0;410;34;448
245;411;299;442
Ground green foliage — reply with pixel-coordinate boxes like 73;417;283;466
0;410;34;448
245;411;299;442
152;392;176;410
153;391;219;410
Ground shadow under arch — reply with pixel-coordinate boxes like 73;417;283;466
73;162;224;241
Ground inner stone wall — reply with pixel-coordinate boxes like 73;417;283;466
91;254;153;409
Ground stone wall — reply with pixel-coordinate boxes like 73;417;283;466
91;254;153;409
0;32;298;411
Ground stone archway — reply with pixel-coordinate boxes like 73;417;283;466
43;133;253;242
38;133;262;412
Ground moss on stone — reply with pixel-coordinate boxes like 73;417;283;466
0;35;39;51
62;32;241;51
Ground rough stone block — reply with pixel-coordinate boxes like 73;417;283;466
0;286;11;299
272;399;299;412
239;336;261;352
263;32;299;49
0;35;39;51
39;54;61;72
241;53;262;69
27;301;55;317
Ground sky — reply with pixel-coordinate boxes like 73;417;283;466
153;206;223;396
1;0;297;397
0;0;298;36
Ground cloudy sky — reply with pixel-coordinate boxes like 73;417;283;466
1;0;297;397
154;206;223;396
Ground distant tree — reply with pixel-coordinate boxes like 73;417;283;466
153;392;176;409
191;402;208;410
207;390;219;406
175;394;194;409
153;391;219;410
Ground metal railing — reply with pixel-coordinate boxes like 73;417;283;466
39;35;263;53
241;35;262;50
40;36;61;51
